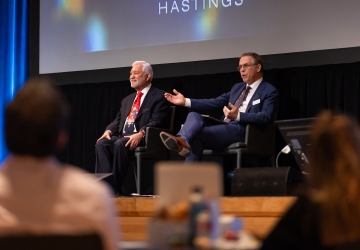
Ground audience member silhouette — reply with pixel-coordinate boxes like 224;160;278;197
262;110;360;249
0;77;119;250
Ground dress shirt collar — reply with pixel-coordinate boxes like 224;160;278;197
139;83;151;96
247;78;262;92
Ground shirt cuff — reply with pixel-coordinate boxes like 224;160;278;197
185;98;191;108
106;130;112;135
236;111;241;121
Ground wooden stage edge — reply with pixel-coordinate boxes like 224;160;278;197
116;196;296;241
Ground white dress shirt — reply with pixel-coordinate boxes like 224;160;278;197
122;83;152;133
0;155;119;250
236;77;262;121
184;78;263;122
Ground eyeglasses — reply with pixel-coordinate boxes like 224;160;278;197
237;63;256;71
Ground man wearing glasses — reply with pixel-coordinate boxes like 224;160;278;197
160;52;279;162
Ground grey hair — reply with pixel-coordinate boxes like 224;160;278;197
132;61;153;81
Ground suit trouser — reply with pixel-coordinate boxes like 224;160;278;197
177;112;245;162
95;135;140;193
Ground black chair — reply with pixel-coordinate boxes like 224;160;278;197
203;123;276;169
0;234;103;250
133;106;176;194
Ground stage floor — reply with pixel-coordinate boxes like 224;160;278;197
115;196;296;241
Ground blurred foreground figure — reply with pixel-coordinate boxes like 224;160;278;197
0;77;119;250
262;111;360;249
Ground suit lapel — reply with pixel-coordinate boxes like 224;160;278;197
246;80;265;113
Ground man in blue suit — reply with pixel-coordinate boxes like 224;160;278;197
160;52;279;162
96;61;169;194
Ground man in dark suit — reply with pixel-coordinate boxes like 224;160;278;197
96;61;169;194
160;52;279;162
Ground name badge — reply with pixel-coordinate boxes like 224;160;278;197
252;99;260;105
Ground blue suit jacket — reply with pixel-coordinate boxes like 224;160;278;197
190;80;279;130
106;85;170;135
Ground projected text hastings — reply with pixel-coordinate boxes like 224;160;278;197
159;0;244;14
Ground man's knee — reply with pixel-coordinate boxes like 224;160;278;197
187;111;202;119
184;112;203;125
95;139;108;150
114;137;128;149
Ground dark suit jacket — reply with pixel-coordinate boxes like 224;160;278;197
262;194;360;250
261;195;321;250
106;85;169;135
190;80;279;130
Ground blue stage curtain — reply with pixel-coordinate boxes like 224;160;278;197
0;0;29;162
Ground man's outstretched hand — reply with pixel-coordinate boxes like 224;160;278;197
164;89;186;106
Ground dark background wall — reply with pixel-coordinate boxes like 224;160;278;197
57;61;360;172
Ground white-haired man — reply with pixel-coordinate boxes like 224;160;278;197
95;61;169;195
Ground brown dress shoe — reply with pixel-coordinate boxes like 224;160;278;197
160;132;191;157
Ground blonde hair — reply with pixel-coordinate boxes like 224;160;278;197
308;110;360;246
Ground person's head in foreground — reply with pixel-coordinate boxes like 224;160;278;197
308;110;360;245
5;76;69;157
2;77;119;250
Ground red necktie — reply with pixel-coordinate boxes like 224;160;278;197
127;91;143;120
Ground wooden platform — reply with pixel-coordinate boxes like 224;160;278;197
116;196;296;241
